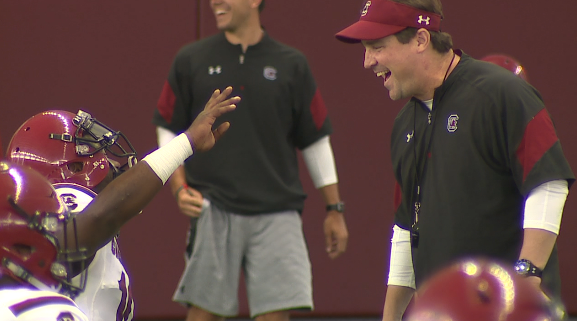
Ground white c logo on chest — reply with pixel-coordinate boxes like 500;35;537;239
263;66;277;80
447;114;459;132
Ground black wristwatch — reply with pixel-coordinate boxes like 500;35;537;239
514;259;543;278
326;201;345;213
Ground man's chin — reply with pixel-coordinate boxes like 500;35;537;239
216;23;234;32
387;89;401;101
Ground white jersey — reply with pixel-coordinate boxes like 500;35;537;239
54;183;134;321
0;288;88;321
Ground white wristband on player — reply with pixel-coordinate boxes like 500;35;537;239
143;133;193;184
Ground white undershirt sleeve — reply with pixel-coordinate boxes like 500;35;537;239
302;136;339;188
156;126;178;148
523;179;568;234
387;225;416;289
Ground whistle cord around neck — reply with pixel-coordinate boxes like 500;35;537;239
443;51;456;83
410;50;456;234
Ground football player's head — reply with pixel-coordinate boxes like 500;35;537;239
481;54;528;82
406;258;559;321
0;161;87;298
7;110;137;192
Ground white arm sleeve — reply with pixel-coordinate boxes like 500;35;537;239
387;225;416;289
523;179;569;234
156;126;177;148
301;136;338;188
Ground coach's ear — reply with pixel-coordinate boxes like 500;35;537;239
415;28;431;53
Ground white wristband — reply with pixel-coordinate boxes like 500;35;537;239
142;133;193;184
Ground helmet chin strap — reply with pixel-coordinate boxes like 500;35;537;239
108;159;123;179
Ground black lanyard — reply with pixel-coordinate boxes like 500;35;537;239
410;101;436;248
410;52;456;248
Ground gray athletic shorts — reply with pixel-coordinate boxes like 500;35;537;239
173;199;313;317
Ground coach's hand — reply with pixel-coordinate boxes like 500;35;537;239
324;211;348;259
176;185;204;218
185;86;240;152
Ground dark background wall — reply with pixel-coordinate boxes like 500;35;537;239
1;0;576;319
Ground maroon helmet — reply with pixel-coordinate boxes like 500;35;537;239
7;110;137;189
481;54;528;82
0;161;87;298
406;258;558;321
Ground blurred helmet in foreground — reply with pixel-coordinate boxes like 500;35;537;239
406;258;562;321
0;161;88;298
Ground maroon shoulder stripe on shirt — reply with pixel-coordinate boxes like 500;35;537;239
515;109;558;182
310;88;328;131
157;80;177;123
9;295;76;316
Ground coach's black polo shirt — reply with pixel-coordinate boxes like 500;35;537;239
153;32;332;215
391;52;574;297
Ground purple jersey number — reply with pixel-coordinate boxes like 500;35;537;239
117;272;133;321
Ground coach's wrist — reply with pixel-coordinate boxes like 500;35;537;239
174;184;188;199
326;201;345;213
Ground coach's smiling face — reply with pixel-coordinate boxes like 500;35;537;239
362;29;436;102
211;0;259;33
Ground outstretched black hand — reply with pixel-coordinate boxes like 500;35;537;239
185;86;240;152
